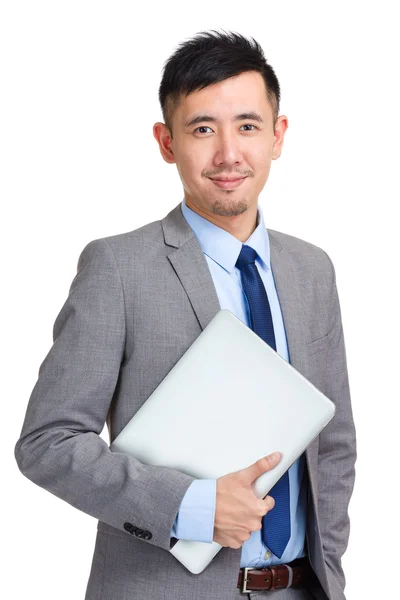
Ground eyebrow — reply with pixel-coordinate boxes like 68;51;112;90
184;111;264;129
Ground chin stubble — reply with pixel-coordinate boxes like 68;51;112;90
211;198;248;217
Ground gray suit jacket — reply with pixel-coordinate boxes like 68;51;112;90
15;202;356;600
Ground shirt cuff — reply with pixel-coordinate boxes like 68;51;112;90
170;479;216;543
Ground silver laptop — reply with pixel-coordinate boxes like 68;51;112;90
110;309;335;574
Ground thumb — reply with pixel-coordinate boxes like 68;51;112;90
242;452;282;484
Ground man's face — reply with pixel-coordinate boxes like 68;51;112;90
153;70;288;219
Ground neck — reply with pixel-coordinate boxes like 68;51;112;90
185;198;259;243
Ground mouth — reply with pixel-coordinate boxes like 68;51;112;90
209;177;247;190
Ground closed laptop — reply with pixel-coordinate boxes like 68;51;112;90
110;309;335;574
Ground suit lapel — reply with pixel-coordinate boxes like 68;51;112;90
268;231;309;370
161;202;221;331
167;238;221;330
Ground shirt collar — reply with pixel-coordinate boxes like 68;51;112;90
180;197;271;274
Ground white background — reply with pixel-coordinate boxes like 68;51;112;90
2;1;399;599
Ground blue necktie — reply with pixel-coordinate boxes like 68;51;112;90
235;244;291;559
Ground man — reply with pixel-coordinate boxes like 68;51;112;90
15;30;356;600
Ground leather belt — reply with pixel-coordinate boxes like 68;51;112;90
237;557;313;593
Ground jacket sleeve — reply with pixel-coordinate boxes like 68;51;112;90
14;238;195;552
317;251;357;594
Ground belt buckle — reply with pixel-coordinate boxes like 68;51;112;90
241;567;251;593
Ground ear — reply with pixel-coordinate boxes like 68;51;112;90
271;115;289;160
153;122;176;164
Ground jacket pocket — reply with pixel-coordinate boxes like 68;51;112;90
305;331;332;356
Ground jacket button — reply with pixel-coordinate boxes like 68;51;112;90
136;529;152;540
135;528;144;537
123;522;136;534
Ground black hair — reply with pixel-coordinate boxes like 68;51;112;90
158;29;281;137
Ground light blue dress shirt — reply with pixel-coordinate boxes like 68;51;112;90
171;197;307;568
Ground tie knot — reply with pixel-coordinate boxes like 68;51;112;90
235;245;258;269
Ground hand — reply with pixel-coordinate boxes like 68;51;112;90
213;452;281;549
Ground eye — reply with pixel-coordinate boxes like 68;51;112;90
240;124;258;131
193;126;213;134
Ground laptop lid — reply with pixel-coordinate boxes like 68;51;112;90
110;309;335;574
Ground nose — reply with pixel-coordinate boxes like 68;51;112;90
212;130;244;168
